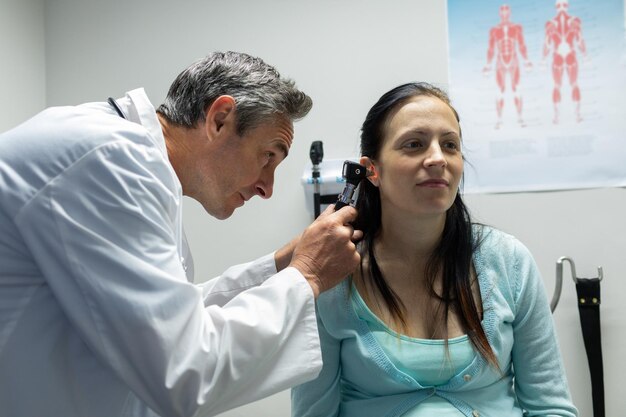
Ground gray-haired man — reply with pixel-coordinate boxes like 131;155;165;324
0;51;361;417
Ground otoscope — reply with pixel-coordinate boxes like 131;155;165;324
335;161;370;210
309;141;324;218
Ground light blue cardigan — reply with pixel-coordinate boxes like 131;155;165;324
292;226;578;417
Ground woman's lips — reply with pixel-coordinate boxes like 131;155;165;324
417;179;449;188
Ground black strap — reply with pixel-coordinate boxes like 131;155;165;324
575;278;605;417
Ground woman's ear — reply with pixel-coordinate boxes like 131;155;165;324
360;156;379;187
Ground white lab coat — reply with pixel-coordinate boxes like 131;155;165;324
0;89;321;417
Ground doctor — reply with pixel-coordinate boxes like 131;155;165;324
0;51;361;417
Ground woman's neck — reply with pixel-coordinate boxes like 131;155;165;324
356;209;451;337
374;209;446;263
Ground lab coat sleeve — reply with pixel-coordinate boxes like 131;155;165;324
509;240;578;417
15;140;322;417
291;305;342;417
196;253;278;308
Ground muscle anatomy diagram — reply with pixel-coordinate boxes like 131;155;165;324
483;4;532;129
543;0;587;124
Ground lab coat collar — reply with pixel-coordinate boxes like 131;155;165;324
114;88;168;158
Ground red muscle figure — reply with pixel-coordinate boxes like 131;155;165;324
484;4;532;129
543;0;587;123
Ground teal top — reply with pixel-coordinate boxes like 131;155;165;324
352;286;475;386
292;226;578;417
353;288;471;415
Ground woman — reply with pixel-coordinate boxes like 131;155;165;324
291;82;577;416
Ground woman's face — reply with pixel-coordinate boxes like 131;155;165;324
363;95;463;218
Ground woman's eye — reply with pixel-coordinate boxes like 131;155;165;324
403;141;423;149
443;141;460;151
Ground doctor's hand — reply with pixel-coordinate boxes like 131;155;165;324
289;205;362;298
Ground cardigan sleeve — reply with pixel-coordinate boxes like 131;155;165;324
509;239;578;417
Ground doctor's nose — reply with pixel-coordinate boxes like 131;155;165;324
255;185;272;199
254;172;274;199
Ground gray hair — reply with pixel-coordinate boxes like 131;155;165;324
157;51;312;134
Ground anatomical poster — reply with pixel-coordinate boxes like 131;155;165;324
446;0;626;193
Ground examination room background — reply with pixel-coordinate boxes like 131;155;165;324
2;0;625;416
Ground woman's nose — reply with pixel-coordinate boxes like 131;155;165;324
424;144;447;168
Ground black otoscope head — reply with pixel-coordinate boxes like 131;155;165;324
309;141;324;166
335;161;369;210
342;161;368;185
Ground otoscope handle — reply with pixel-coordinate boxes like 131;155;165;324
334;166;361;211
334;200;349;211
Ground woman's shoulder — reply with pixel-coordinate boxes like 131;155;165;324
473;224;540;302
473;224;532;261
316;279;353;322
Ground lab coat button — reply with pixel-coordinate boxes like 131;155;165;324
463;374;472;381
472;410;480;417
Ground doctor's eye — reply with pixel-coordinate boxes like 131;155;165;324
262;151;275;165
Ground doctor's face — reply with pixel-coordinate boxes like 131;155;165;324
194;115;294;219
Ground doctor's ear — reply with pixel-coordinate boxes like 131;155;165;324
359;156;380;187
205;95;236;135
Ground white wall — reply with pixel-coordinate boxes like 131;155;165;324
0;0;45;132
6;0;624;415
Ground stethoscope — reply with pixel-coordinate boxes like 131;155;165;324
107;97;127;119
